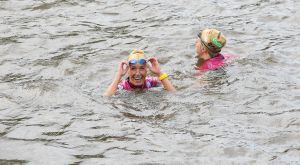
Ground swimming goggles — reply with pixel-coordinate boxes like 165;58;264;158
128;59;147;65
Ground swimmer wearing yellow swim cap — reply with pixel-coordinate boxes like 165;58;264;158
103;49;176;96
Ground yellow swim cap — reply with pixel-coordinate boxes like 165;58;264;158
198;28;226;57
128;49;146;61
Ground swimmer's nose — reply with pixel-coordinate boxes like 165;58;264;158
135;70;141;75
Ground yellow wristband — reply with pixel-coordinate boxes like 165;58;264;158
158;73;168;81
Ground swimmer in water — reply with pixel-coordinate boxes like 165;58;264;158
103;49;176;96
195;28;233;71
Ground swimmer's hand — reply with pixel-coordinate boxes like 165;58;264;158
117;61;129;77
147;57;162;76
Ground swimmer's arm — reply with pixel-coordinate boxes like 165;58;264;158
103;75;122;96
157;73;176;92
103;61;128;96
148;57;176;92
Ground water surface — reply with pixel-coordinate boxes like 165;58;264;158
1;0;300;164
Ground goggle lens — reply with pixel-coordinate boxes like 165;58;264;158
129;59;147;65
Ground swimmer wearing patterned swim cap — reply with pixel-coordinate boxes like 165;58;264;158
195;28;234;71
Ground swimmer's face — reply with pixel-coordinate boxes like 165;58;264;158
128;64;147;87
195;38;207;58
195;38;202;56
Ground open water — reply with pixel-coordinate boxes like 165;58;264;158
0;0;300;164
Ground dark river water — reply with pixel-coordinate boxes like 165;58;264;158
1;0;300;164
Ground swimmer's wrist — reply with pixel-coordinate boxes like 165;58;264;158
158;73;168;81
115;72;123;79
156;72;163;77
